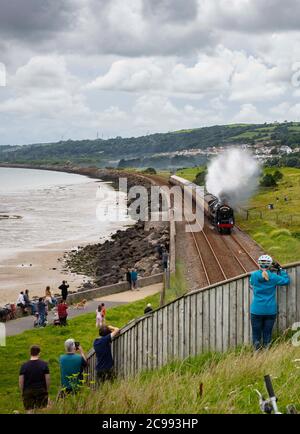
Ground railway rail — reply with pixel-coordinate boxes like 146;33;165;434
145;173;262;290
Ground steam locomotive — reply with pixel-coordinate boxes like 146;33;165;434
169;175;235;234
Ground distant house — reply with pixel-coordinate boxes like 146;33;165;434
279;145;293;154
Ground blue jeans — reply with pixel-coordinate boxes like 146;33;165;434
38;312;46;326
251;313;276;350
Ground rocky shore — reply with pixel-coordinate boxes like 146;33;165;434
64;220;169;288
0;163;170;293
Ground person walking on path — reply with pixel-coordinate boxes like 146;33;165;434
59;280;69;301
57;299;68;326
162;249;169;270
36;298;47;326
93;325;120;385
59;339;87;395
126;268;132;288
250;255;290;350
19;345;50;412
131;268;138;290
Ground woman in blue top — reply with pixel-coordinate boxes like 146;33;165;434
250;255;290;350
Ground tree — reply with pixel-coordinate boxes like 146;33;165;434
193;170;207;186
260;174;277;187
273;170;283;181
143;167;157;175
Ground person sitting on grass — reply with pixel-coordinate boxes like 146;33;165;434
93;325;120;385
19;345;50;412
57;299;68;326
250;255;290;351
59;339;87;396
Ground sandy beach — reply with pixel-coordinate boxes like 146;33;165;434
0;166;135;305
0;239;93;305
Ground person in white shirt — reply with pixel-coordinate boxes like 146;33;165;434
17;291;26;314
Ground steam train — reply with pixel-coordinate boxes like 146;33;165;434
169;175;235;234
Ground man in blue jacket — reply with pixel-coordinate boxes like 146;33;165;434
250;255;290;350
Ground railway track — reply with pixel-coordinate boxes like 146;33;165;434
144;173;261;289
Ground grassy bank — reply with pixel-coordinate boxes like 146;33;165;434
0;293;160;414
44;339;300;414
237;167;300;264
0;269;187;414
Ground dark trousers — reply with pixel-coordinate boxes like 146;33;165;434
251;313;276;350
59;316;67;326
96;369;115;385
23;388;48;410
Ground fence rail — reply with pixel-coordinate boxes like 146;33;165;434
85;262;300;382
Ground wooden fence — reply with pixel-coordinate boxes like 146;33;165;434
86;262;300;381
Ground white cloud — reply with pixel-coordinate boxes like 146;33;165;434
1;1;300;145
11;55;79;92
232;103;265;124
86;47;289;103
131;95;221;132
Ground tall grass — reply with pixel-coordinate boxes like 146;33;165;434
45;340;300;414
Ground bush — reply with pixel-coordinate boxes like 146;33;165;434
260;174;277;187
193;170;207;186
273;170;283;181
143;167;157;175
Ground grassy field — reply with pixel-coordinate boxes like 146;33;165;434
175;166;205;182
237;167;300;264
44;339;300;414
0;262;188;414
0;293;160;413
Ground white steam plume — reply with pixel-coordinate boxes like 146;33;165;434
205;148;260;208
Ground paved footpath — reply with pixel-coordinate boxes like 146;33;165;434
5;283;162;337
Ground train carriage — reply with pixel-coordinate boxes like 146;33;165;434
169;175;235;234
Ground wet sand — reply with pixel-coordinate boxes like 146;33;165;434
0;240;92;305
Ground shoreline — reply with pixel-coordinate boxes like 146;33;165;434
0;241;90;305
0;164;164;305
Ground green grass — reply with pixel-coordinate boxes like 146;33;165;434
44;339;300;414
0;265;188;414
175;166;205;182
0;293;161;414
237;167;300;264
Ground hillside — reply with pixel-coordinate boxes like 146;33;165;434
44;339;300;414
1;122;300;169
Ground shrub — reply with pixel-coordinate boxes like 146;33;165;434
273;170;283;181
143;167;157;175
260;174;277;187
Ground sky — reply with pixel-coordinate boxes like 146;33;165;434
1;0;300;145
